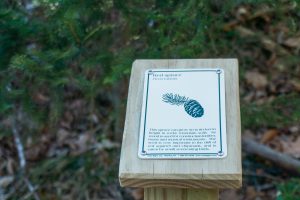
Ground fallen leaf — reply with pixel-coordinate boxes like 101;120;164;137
25;134;51;161
88;113;99;124
7;158;15;174
78;134;92;150
236;27;288;55
243;129;256;140
266;53;277;67
281;137;300;158
236;26;255;37
220;189;241;200
94;139;120;152
256;168;264;176
289;126;299;133
236;6;249;21
261;37;288;55
290;80;300;92
32;92;50;105
223;21;239;31
25;143;49;161
283;36;300;48
268;137;284;152
131;188;144;200
62;111;74;128
245;71;268;89
261;129;279;143
99;184;123;200
245;186;257;200
243;91;255;102
57;128;70;143
69;133;93;155
0;176;14;188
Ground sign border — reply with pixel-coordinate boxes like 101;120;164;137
140;68;225;158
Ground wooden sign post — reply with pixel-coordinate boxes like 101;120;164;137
119;59;241;199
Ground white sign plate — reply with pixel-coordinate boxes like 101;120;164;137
138;68;227;159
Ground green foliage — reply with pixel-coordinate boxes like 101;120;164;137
0;0;297;135
26;150;119;199
1;0;300;197
0;0;217;125
277;179;300;200
241;94;300;129
2;0;297;126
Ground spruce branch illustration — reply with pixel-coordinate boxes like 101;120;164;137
162;93;204;118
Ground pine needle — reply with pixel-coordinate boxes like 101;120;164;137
162;93;188;106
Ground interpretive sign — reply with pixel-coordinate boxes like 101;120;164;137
138;68;227;159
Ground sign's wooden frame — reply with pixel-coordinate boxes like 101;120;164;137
119;59;241;199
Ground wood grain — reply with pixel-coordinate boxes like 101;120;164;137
144;188;218;200
119;59;242;188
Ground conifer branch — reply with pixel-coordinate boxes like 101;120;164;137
162;93;189;106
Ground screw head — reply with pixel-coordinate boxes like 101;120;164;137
217;151;224;156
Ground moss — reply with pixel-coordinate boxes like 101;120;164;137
242;94;300;129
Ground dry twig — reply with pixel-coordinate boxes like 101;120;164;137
243;137;300;174
0;186;4;200
12;108;40;200
12;118;26;170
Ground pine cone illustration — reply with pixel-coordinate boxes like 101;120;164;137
162;93;204;118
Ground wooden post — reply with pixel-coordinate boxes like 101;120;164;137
144;188;218;200
119;59;242;200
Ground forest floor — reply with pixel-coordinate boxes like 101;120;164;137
1;1;300;200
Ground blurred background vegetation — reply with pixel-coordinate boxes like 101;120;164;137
0;0;300;199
